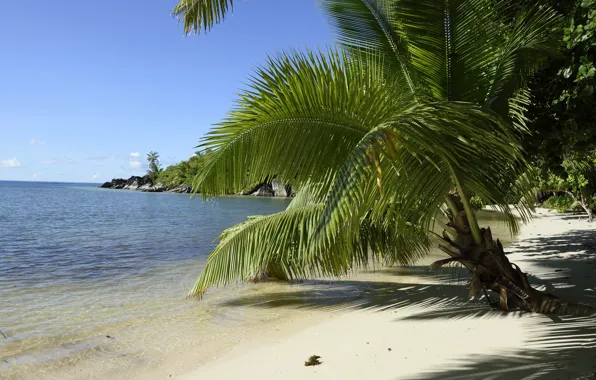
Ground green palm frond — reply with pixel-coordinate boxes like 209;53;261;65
320;0;417;95
193;49;410;196
186;0;562;297
320;101;530;242
484;5;562;111
189;200;430;297
172;0;236;35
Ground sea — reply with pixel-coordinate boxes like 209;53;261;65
0;181;515;380
0;181;292;379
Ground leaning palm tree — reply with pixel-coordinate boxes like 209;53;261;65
177;0;596;316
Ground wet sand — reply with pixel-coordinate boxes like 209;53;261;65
3;209;596;379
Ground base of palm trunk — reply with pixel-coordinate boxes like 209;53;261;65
434;196;596;317
249;263;290;283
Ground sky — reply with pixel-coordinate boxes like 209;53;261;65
0;0;333;183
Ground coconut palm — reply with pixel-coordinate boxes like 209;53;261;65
146;151;162;182
176;0;596;316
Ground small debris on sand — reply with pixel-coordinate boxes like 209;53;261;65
304;355;322;366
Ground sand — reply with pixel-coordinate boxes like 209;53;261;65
178;209;596;380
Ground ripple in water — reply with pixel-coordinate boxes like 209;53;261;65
0;181;291;379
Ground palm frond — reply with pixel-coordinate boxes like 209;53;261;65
484;5;562;111
320;0;418;95
320;101;531;243
193;49;410;196
172;0;236;35
189;201;430;297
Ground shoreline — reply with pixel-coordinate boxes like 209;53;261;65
178;209;596;380
3;209;595;379
99;176;295;197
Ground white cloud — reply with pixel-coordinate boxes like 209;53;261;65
1;158;21;168
29;138;46;145
128;152;144;170
91;172;101;180
33;172;41;179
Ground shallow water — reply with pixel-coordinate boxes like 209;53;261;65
0;181;514;379
0;181;291;379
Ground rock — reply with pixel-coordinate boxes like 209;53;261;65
271;180;293;197
251;183;275;196
99;178;129;190
123;179;140;190
168;185;191;193
139;183;165;193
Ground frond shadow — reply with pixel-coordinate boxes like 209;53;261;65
221;260;596;379
509;228;596;304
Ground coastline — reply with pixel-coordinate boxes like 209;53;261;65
99;176;294;197
177;209;596;380
3;209;595;380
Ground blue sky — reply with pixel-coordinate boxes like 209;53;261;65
0;0;333;182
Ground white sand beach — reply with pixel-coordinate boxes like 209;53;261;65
178;209;596;380
4;209;595;380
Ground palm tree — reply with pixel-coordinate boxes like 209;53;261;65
176;0;596;316
146;151;162;182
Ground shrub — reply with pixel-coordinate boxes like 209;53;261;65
542;194;577;213
470;195;485;211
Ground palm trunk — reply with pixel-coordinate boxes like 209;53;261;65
432;195;596;317
250;262;290;282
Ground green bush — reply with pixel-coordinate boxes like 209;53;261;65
470;195;485;211
542;194;577;213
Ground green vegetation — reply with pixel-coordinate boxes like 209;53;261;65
538;155;596;219
524;0;596;221
542;194;577;213
146;151;162;182
172;0;595;316
157;151;207;188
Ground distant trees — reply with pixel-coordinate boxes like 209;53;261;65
146;151;162;182
524;0;596;220
156;151;207;187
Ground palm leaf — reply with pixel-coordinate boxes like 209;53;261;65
172;0;236;35
192;49;410;196
319;101;531;245
189;200;430;297
320;0;418;95
484;5;562;112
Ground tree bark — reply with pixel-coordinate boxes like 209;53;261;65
432;195;596;317
565;191;593;222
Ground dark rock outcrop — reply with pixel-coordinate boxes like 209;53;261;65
251;183;275;196
241;181;294;197
168;185;191;193
100;176;152;190
140;183;165;192
100;176;292;197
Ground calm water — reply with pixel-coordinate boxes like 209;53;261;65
0;181;291;379
0;181;514;380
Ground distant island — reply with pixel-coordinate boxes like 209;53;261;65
100;151;293;197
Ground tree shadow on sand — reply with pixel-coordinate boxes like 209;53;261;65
218;226;596;379
509;227;596;305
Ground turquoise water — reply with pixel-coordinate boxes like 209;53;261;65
0;181;291;379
